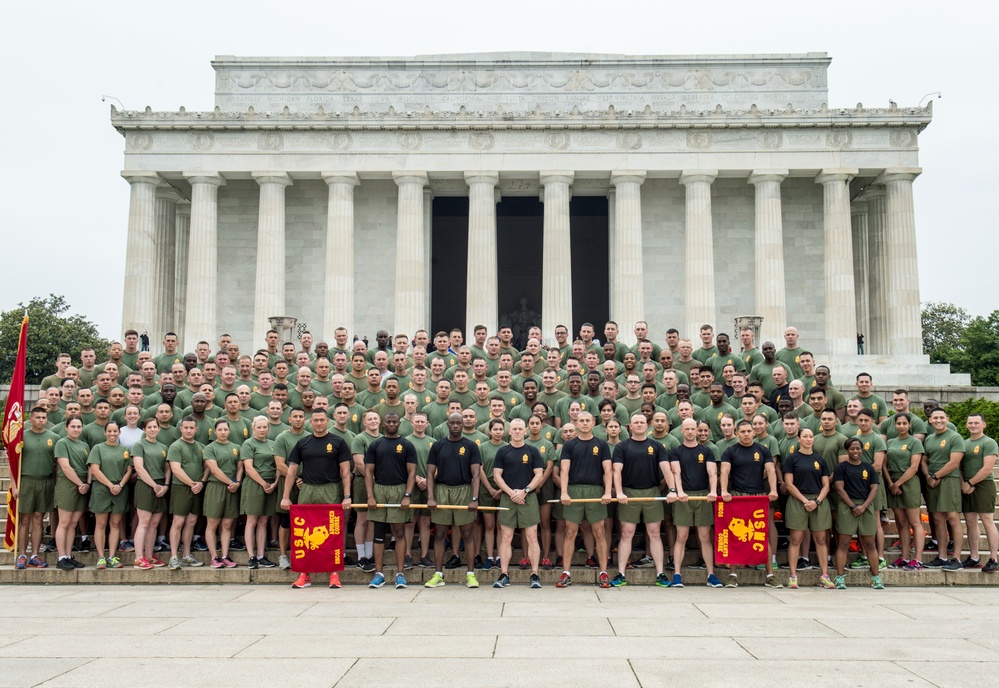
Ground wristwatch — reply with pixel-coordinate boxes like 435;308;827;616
471;496;478;502
668;488;677;494
524;486;533;494
815;498;822;505
403;492;412;497
930;473;938;481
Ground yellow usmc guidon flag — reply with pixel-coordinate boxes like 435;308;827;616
3;315;28;551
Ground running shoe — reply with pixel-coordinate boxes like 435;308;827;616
246;556;259;570
191;538;208;552
443;554;461;570
924;557;948;568
229;538;246;551
257;557;277;569
871;575;885;590
418;556;433;568
96;557;107;570
328;572;341;588
764;574;783;588
292;573;311;588
725;574;739;588
360;558;376;572
834;575;847;590
540;557;554;570
530;573;542;589
609;572;627;587
153;540;168;553
819;574;835;589
655;573;671;587
943;559;963;571
888;557;907;569
133;557;154;570
403;555;414;570
70;557;85;569
962;557;983;569
796;558;813;571
118;540;135;552
670;573;684;588
585;556;598;569
556;572;572;588
369;572;386;588
150;557;166;568
518;557;531;570
847;556;869;570
221;556;237;568
788;575;799;589
109;556;123;569
210;557;225;569
706;573;723;588
425;572;445;588
688;559;707;570
395;573;408;589
15;555;27;570
983;559;999;573
38;541;56;553
168;556;180;570
78;538;93;552
493;573;511;588
27;555;47;569
474;555;484;569
181;555;203;567
597;572;611;588
57;558;76;571
278;555;291;570
947;539;955;555
466;571;480;588
878;558;888;571
633;555;655;568
905;559;925;571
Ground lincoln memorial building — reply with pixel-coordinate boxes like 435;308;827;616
111;52;962;383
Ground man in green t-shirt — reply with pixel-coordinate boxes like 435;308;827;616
923;408;966;571
854;373;888;424
14;407;60;568
961;413;999;571
153;332;183;374
693;325;718;364
775;327;804;380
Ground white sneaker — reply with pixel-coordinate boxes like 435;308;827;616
278;554;291;570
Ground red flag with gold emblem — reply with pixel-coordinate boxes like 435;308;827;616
3;315;28;551
289;503;346;573
714;495;770;566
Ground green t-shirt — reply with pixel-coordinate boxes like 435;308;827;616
81;422;109;449
775;348;804;379
153;353;183;374
204;441;241;482
693;346;718;365
962;436;999;482
273;429;306;461
157;424;181;448
478;441;504;490
855;431;887;466
885;436;924;479
703;403;739;442
741;348;764;372
21;429;59;478
87;442;131;483
241;437;277;481
222;415;252;446
526;437;558;466
749;361;780;399
812;432;848;473
168;439;205;485
856;394;888;421
421;400;451;429
351;432;381;475
924;429;966;476
880;413;928;440
131;437;169;481
405;434;435;478
708;354;747;378
54;437;89;480
266;422;289;441
650;433;680;452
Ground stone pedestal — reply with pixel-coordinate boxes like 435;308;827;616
120;171;161;338
749;170;788;344
610;171;646;344
322;172;359;338
183;173;225;353
540;172;574;340
881;168;924;356
680;171;718;340
465;172;500;336
816;169;858;355
393;172;429;337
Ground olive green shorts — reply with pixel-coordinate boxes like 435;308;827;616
274;475;299;514
134;481;168;514
927;477;961;514
298;482;343;505
17;475;54;514
478;483;499;507
352;473;368;505
89;482;128;515
617;487;664;524
54;476;88;513
430;484;476;526
499;492;540;529
369;483;412;523
203;481;240;520
240;479;277;517
411;486;428;505
562;484;607;525
835;503;876;537
963;480;997;515
539;477;557;506
886;476;922;511
873;472;887;511
784;494;832;532
673;489;713;528
169;484;204;517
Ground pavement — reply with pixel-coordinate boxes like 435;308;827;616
2;584;999;687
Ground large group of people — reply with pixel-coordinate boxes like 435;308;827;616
11;320;997;591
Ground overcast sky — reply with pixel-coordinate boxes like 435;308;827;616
2;1;994;339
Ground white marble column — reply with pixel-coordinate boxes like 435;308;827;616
174;202;191;347
424;189;434;324
540;172;574;339
749;170;788;344
680;170;718;340
393;172;429;336
183;173;225;354
120;171;161;338
864;187;890;355
153;185;181;340
880;168;924;356
816;169;859;355
851;199;871;350
322;172;359;339
610;171;646;342
465;172;500;336
252;173;292;344
606;187;616;303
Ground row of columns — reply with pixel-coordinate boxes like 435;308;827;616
120;168;923;356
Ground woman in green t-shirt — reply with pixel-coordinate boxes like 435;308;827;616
240;416;279;569
54;417;90;571
476;419;505;570
203;419;242;567
884;413;925;570
88;421;133;569
131;417;171;570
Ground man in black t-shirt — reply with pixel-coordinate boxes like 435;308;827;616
492;419;545;588
281;408;353;590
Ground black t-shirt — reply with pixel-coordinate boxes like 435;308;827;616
769;384;790;410
612;437;668;490
782;451;829;495
669;443;714;493
287;433;351;484
427;437;481;486
833;460;879;502
493;443;543;490
721;442;773;494
561;436;610;486
364;436;417;486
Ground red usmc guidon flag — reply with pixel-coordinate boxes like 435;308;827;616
3;315;28;551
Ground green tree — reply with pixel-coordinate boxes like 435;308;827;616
939;397;999;439
921;301;969;364
0;295;110;385
951;311;999;387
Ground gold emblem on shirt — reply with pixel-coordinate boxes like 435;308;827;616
396;444;402;453
698;453;704;463
753;452;760;462
522;453;529;464
902;444;908;451
647;446;654;455
864;442;870;451
326;443;333;452
814;461;820;470
459;446;466;455
232;448;238;456
592;446;600;455
975;446;980;454
123;450;130;459
940;440;947;447
862;469;869;479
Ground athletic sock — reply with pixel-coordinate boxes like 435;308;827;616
364;541;374;558
356;546;364;559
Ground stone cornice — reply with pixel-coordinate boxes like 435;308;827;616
110;103;932;135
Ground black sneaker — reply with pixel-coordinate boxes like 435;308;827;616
191;538;208;552
57;558;75;571
946;540;955;555
474;555;484;569
983;559;999;573
687;558;707;570
404;555;414;570
344;555;357;567
444;554;462;570
924;557;947;568
247;556;259;570
153;540;169;553
360;557;376;573
71;543;82;553
70;557;85;569
229;538;247;552
418;556;433;568
963;557;983;569
925;537;938;551
942;559;963;571
796;558;814;571
78;538;92;552
256;557;277;569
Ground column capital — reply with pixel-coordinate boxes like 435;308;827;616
539;171;574;185
183;172;226;187
321;171;359;187
252;172;293;187
815;168;858;185
392;171;429;187
155;185;185;203
464;171;500;186
748;169;788;185
121;170;162;186
876;167;922;185
610;171;647;186
679;170;718;186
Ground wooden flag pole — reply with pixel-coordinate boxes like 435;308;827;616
547;496;713;504
351;503;509;511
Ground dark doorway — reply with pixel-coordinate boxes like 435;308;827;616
497;197;544;348
430;197;469;335
570;197;610;334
